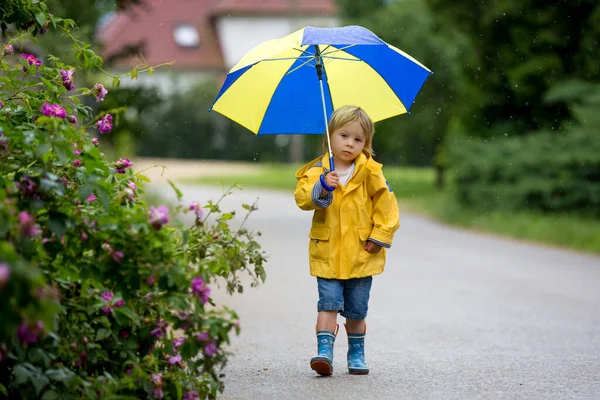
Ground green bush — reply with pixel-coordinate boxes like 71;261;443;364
451;98;600;215
0;3;265;399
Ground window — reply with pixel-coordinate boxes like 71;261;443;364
173;25;200;48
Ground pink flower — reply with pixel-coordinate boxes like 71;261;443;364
67;115;77;124
111;250;124;264
20;53;42;70
87;193;96;202
0;263;10;291
128;181;137;190
41;102;67;119
114;158;133;174
61;69;75;91
3;44;13;54
17;320;44;345
95;114;112;134
173;338;185;349
146;275;156;286
196;332;209;342
18;177;37;197
204;341;217;356
91;138;99;146
18;211;41;237
114;299;125;307
189;202;203;219
101;292;114;302
183;391;199;400
0;99;2;110
168;353;182;365
152;388;163;399
149;205;169;229
73;159;81;167
81;231;88;241
101;306;112;315
102;243;111;251
92;83;108;102
150;319;168;338
151;373;162;385
124;188;135;201
191;277;210;304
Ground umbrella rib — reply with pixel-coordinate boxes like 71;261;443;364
285;57;316;76
321;56;361;62
321;44;356;56
294;47;313;56
262;56;313;62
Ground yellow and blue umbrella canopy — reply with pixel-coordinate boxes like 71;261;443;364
210;25;432;135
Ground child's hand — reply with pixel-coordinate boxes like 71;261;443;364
324;171;339;189
364;241;382;254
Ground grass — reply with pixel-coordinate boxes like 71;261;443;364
183;164;600;255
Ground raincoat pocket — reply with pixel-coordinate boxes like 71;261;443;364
357;227;376;262
309;226;330;262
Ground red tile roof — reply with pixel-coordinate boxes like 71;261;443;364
210;0;337;16
98;0;224;71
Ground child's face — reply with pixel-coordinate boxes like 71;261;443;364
331;121;366;166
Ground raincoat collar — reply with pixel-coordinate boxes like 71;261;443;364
319;152;382;194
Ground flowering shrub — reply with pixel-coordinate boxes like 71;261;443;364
0;2;266;399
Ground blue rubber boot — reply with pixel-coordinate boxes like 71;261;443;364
310;324;339;376
345;323;369;375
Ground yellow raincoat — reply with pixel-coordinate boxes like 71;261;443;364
295;153;400;279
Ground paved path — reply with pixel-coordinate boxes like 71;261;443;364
157;184;600;399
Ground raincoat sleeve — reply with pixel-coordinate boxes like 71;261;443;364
294;160;333;210
294;174;333;210
367;170;400;247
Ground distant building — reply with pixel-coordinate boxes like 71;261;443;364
98;0;338;95
211;0;338;70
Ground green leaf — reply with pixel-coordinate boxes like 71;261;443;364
168;179;183;200
40;77;57;93
34;11;48;27
46;368;75;382
94;183;110;209
41;391;60;400
48;212;68;237
35;142;52;157
0;383;8;396
95;328;111;341
173;380;183;400
113;307;140;326
221;213;233;221
78;184;93;200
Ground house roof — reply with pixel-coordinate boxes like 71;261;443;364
209;0;337;16
98;0;224;71
98;0;339;71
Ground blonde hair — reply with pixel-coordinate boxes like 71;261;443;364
325;105;375;156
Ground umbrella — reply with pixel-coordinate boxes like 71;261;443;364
209;25;432;170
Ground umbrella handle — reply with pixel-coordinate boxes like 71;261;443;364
329;156;335;172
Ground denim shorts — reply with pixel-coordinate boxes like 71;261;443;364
316;277;373;320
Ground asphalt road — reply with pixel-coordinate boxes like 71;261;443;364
158;184;600;400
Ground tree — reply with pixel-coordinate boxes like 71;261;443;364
337;0;473;166
425;0;600;136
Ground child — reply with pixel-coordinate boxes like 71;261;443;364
294;105;400;376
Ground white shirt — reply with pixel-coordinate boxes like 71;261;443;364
336;162;355;187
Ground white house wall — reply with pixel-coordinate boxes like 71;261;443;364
216;16;339;70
